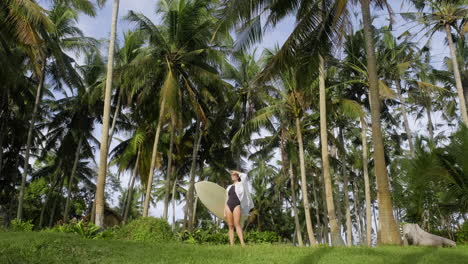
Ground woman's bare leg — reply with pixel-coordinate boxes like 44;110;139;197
233;205;245;246
225;205;235;245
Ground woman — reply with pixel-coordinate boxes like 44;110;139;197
225;170;254;246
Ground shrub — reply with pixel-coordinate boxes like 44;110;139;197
114;217;175;242
178;229;281;244
245;231;281;244
10;219;34;232
456;222;468;244
47;220;100;239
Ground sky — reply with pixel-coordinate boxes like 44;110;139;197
65;0;453;221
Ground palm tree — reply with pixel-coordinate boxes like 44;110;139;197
359;0;401;245
125;0;228;217
17;3;97;220
95;0;120;228
409;0;468;125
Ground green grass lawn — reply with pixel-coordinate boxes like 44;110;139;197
0;232;467;264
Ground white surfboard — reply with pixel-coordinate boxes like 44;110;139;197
195;181;227;220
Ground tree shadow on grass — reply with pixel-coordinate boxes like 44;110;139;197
296;246;466;264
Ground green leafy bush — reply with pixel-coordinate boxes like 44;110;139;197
456;222;468;244
47;220;100;239
178;229;281;244
114;217;175;242
245;231;281;243
10;219;34;232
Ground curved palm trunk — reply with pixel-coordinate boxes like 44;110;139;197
289;161;304;247
123;149;140;224
163;127;174;220
319;56;344;246
395;80;415;155
143;96;166;217
360;0;401;245
445;24;468;126
95;0;120;228
17;62;46;220
63;138;83;223
360;116;372;247
339;127;352;246
295;117;317;246
187;122;202;230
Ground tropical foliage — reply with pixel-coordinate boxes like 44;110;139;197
0;0;466;249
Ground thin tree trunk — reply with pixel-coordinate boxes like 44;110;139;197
445;23;468;125
319;56;344;246
39;160;62;228
107;91;122;148
0;121;5;176
352;180;364;245
360;117;372;246
191;195;198;228
289;161;304;247
171;169;177;230
320;175;330;245
163;127;174;220
143;95;166;217
95;0;120;229
295;117;317;246
63;138;83;223
17;62;46;220
426;104;434;141
187;122;202;231
339;127;352;246
395;80;415;155
311;173;322;243
49;174;65;227
360;0;401;245
123;149;140;224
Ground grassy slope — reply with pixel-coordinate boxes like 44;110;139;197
0;232;467;264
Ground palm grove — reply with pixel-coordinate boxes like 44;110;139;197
1;0;467;246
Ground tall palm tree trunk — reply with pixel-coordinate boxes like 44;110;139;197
289;161;304;247
17;62;46;220
95;0;120;228
319;56;344;246
163;127;174;220
280;127;304;246
123;149;140;224
319;174;330;244
39;160;62;228
49;174;65;227
360;0;401;245
311;173;322;243
63;138;83;222
171;169;177;230
107;91;122;148
445;24;468;125
295;117;317;246
426;104;434;141
143;95;166;217
339;127;352;246
360;116;372;246
395;79;415;155
352;180;364;244
187;122;202;230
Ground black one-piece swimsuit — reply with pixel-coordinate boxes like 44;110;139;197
227;186;241;213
